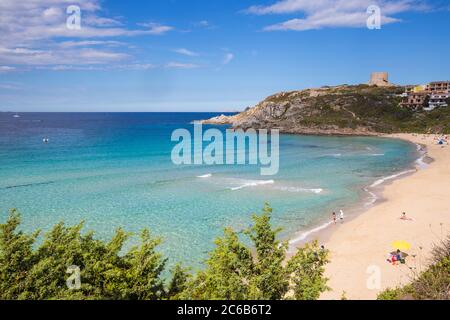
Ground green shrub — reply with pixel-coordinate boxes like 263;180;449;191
0;205;330;300
377;288;404;300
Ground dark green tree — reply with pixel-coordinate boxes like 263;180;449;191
422;95;430;110
0;209;39;299
166;264;191;299
246;203;289;300
182;228;254;300
287;241;330;300
0;211;175;300
181;204;330;300
0;205;330;300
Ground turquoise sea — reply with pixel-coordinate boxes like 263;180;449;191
0;112;419;267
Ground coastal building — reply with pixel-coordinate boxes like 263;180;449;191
426;92;449;111
402;85;424;96
368;72;393;87
404;85;416;94
413;85;427;93
400;92;428;110
426;81;450;93
401;80;449;111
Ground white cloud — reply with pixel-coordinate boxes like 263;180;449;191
39;63;155;71
136;22;174;35
0;0;173;69
265;12;400;31
59;40;126;48
166;62;200;69
42;7;64;22
116;63;155;70
244;0;427;31
173;48;199;57
0;45;128;65
0;66;16;73
223;53;234;65
0;84;18;90
83;16;123;27
194;20;216;29
246;0;328;15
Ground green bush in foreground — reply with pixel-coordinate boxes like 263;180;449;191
0;204;329;300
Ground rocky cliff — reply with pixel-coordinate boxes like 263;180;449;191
200;85;450;135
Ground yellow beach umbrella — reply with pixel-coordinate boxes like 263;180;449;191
392;240;411;251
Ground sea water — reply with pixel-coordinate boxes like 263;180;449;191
0;112;419;267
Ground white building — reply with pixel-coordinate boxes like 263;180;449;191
425;93;449;111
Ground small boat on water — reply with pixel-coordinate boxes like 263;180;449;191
13;114;20;118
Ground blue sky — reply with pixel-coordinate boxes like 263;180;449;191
0;0;449;112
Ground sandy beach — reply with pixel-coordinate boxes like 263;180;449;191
318;133;450;300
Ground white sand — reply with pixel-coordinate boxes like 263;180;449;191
318;133;450;300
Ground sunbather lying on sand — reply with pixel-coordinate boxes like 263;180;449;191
400;212;413;221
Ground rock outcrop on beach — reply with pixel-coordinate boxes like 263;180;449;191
200;85;450;135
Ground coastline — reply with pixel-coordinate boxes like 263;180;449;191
287;136;425;251
310;133;450;300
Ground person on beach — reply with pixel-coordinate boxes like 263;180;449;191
387;251;402;266
396;250;402;261
391;254;397;265
400;212;413;221
339;210;345;224
332;212;337;225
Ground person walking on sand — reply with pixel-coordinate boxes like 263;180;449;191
332;212;337;225
339;210;345;224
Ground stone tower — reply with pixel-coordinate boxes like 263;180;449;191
368;72;392;87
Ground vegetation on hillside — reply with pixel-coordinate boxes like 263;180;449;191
301;86;450;133
235;85;450;134
0;204;329;300
378;235;450;300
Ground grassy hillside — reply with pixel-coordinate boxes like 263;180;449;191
307;85;450;133
225;85;450;134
